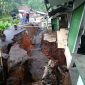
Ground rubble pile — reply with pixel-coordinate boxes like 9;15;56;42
0;23;71;85
42;40;71;85
6;43;33;85
42;40;66;65
1;24;48;85
19;33;33;56
7;60;33;85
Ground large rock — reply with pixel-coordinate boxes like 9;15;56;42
8;43;29;68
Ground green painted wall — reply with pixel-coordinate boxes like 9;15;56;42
68;4;84;53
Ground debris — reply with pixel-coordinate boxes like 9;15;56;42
42;60;58;85
19;33;33;56
8;43;30;68
42;60;71;85
25;24;38;40
30;50;48;81
7;60;33;85
41;39;71;85
42;40;66;65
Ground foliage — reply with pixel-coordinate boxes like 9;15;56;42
12;19;19;25
0;15;12;22
27;0;46;12
0;0;21;15
0;0;46;31
0;18;19;31
0;0;46;16
0;14;19;25
0;21;12;31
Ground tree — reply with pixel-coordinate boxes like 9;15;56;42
27;0;46;12
0;0;46;16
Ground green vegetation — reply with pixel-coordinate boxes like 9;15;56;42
0;0;46;31
0;0;46;16
0;15;12;22
27;0;46;12
0;16;19;31
12;19;19;25
0;21;12;31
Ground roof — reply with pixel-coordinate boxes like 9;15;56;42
36;11;47;15
18;6;31;12
44;0;73;17
44;0;85;17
